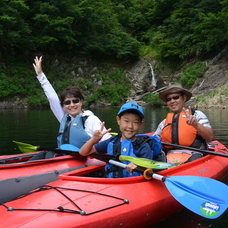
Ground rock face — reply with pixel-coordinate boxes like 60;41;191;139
192;55;228;95
190;53;228;108
125;59;163;102
129;56;228;97
125;52;228;108
1;52;228;109
0;98;28;109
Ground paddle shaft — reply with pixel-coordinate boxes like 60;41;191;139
162;142;228;158
109;160;164;181
109;159;146;175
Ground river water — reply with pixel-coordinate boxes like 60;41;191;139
0;107;228;227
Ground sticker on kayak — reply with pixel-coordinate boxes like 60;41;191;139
200;202;220;217
154;163;176;168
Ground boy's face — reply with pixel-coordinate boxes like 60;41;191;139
116;112;143;141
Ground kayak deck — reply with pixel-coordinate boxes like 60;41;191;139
0;151;105;204
0;140;227;228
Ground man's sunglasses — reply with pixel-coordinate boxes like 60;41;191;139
63;98;80;105
165;95;182;102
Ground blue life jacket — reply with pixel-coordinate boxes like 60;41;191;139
57;114;90;149
105;134;161;178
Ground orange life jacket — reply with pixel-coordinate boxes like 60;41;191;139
161;111;198;148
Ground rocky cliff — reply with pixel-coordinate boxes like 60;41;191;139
1;52;228;109
126;52;228;108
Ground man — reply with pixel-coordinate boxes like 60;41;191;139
154;83;214;163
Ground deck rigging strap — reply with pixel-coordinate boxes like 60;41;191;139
3;184;129;216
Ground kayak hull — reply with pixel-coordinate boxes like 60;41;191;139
0;140;227;228
0;152;105;203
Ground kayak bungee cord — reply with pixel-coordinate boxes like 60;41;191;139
2;184;129;216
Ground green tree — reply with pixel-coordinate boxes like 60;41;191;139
0;0;30;53
148;0;228;61
0;0;141;59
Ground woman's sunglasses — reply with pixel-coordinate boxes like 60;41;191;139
63;98;80;105
165;95;182;102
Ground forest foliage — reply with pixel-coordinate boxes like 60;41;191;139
1;0;228;106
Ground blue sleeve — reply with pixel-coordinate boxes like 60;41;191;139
94;137;114;153
133;143;153;160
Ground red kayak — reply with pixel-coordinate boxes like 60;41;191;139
0;151;105;204
0;140;227;228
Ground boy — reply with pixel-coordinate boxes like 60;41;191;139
80;102;161;177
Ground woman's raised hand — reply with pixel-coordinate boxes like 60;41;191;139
33;56;43;76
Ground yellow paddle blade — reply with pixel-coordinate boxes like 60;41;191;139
13;141;38;153
120;155;181;169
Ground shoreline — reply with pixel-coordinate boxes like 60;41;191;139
1;101;228;110
1;95;228;109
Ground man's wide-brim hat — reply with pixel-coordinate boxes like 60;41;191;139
159;82;192;102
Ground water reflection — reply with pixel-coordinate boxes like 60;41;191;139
202;108;228;146
142;107;169;133
0;109;59;155
0;107;228;155
94;106;228;147
0;107;228;227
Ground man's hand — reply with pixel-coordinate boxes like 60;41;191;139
183;106;198;128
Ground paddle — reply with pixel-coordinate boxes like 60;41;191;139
59;144;179;169
11;141;178;169
13;131;118;153
109;159;228;219
161;142;228;158
13;141;40;153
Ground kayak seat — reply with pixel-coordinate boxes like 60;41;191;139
28;151;61;161
184;153;203;163
154;150;166;162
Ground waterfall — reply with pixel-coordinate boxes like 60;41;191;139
147;62;157;87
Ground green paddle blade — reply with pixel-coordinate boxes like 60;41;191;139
119;155;180;169
13;141;38;153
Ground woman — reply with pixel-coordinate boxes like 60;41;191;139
33;56;110;150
